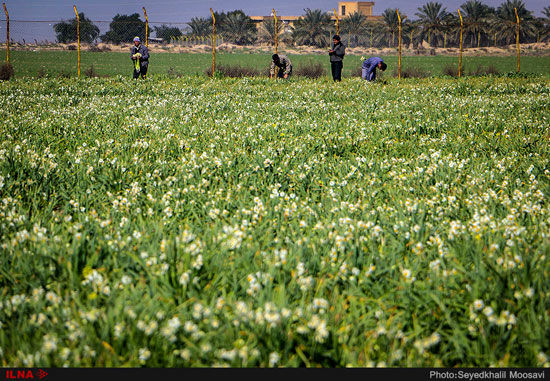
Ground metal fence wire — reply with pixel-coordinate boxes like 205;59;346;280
0;3;545;77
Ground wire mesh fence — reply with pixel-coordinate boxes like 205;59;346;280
0;4;548;78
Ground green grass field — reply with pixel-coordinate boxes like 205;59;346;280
0;75;549;367
2;50;550;78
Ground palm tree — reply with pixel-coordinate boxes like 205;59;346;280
363;20;384;49
292;8;333;47
490;0;535;45
539;6;550;42
221;10;257;45
341;12;367;47
381;8;400;47
460;0;494;47
187;17;212;36
404;19;422;49
258;18;293;46
258;18;281;45
415;2;449;47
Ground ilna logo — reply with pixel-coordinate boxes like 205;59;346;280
5;369;48;380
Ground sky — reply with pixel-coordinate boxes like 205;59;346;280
1;0;548;43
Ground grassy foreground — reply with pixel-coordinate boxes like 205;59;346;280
0;76;549;367
2;50;550;78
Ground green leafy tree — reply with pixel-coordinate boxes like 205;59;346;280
219;10;257;45
53;13;100;43
403;19;421;48
490;0;535;45
187;17;212;36
257;17;286;45
100;13;149;44
460;0;494;47
292;8;333;47
154;25;182;43
540;6;550;41
415;2;449;47
381;8;401;47
341;12;367;47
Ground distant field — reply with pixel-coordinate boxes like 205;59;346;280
2;50;550;78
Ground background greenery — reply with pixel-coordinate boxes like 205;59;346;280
2;50;550;78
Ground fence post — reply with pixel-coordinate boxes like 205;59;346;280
272;9;278;79
143;7;148;47
73;5;80;77
514;7;520;73
333;8;339;36
273;9;278;54
457;8;463;78
210;8;215;76
2;3;8;65
397;10;402;79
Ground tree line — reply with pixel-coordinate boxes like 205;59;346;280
54;0;550;48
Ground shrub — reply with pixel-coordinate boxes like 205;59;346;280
167;67;184;78
350;66;362;78
0;63;14;81
88;44;102;52
57;70;72;78
67;45;76;51
88;44;110;52
85;64;99;78
294;61;326;79
204;64;260;78
468;65;500;76
443;64;459;78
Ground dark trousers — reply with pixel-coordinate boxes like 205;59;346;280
133;65;148;79
331;61;343;81
276;65;292;79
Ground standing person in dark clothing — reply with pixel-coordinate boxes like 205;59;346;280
270;54;293;79
131;36;149;79
328;35;345;82
361;56;387;82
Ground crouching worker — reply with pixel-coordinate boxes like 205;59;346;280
270;54;292;79
361;56;387;82
131;36;149;79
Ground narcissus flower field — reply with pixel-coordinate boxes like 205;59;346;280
0;76;548;367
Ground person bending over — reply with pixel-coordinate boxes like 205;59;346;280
270;54;292;79
361;56;387;82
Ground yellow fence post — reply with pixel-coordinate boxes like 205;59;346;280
2;3;9;65
333;8;339;36
514;7;520;73
272;9;278;79
210;8;215;77
73;5;80;77
396;9;402;80
143;7;148;47
273;9;278;54
457;8;463;78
